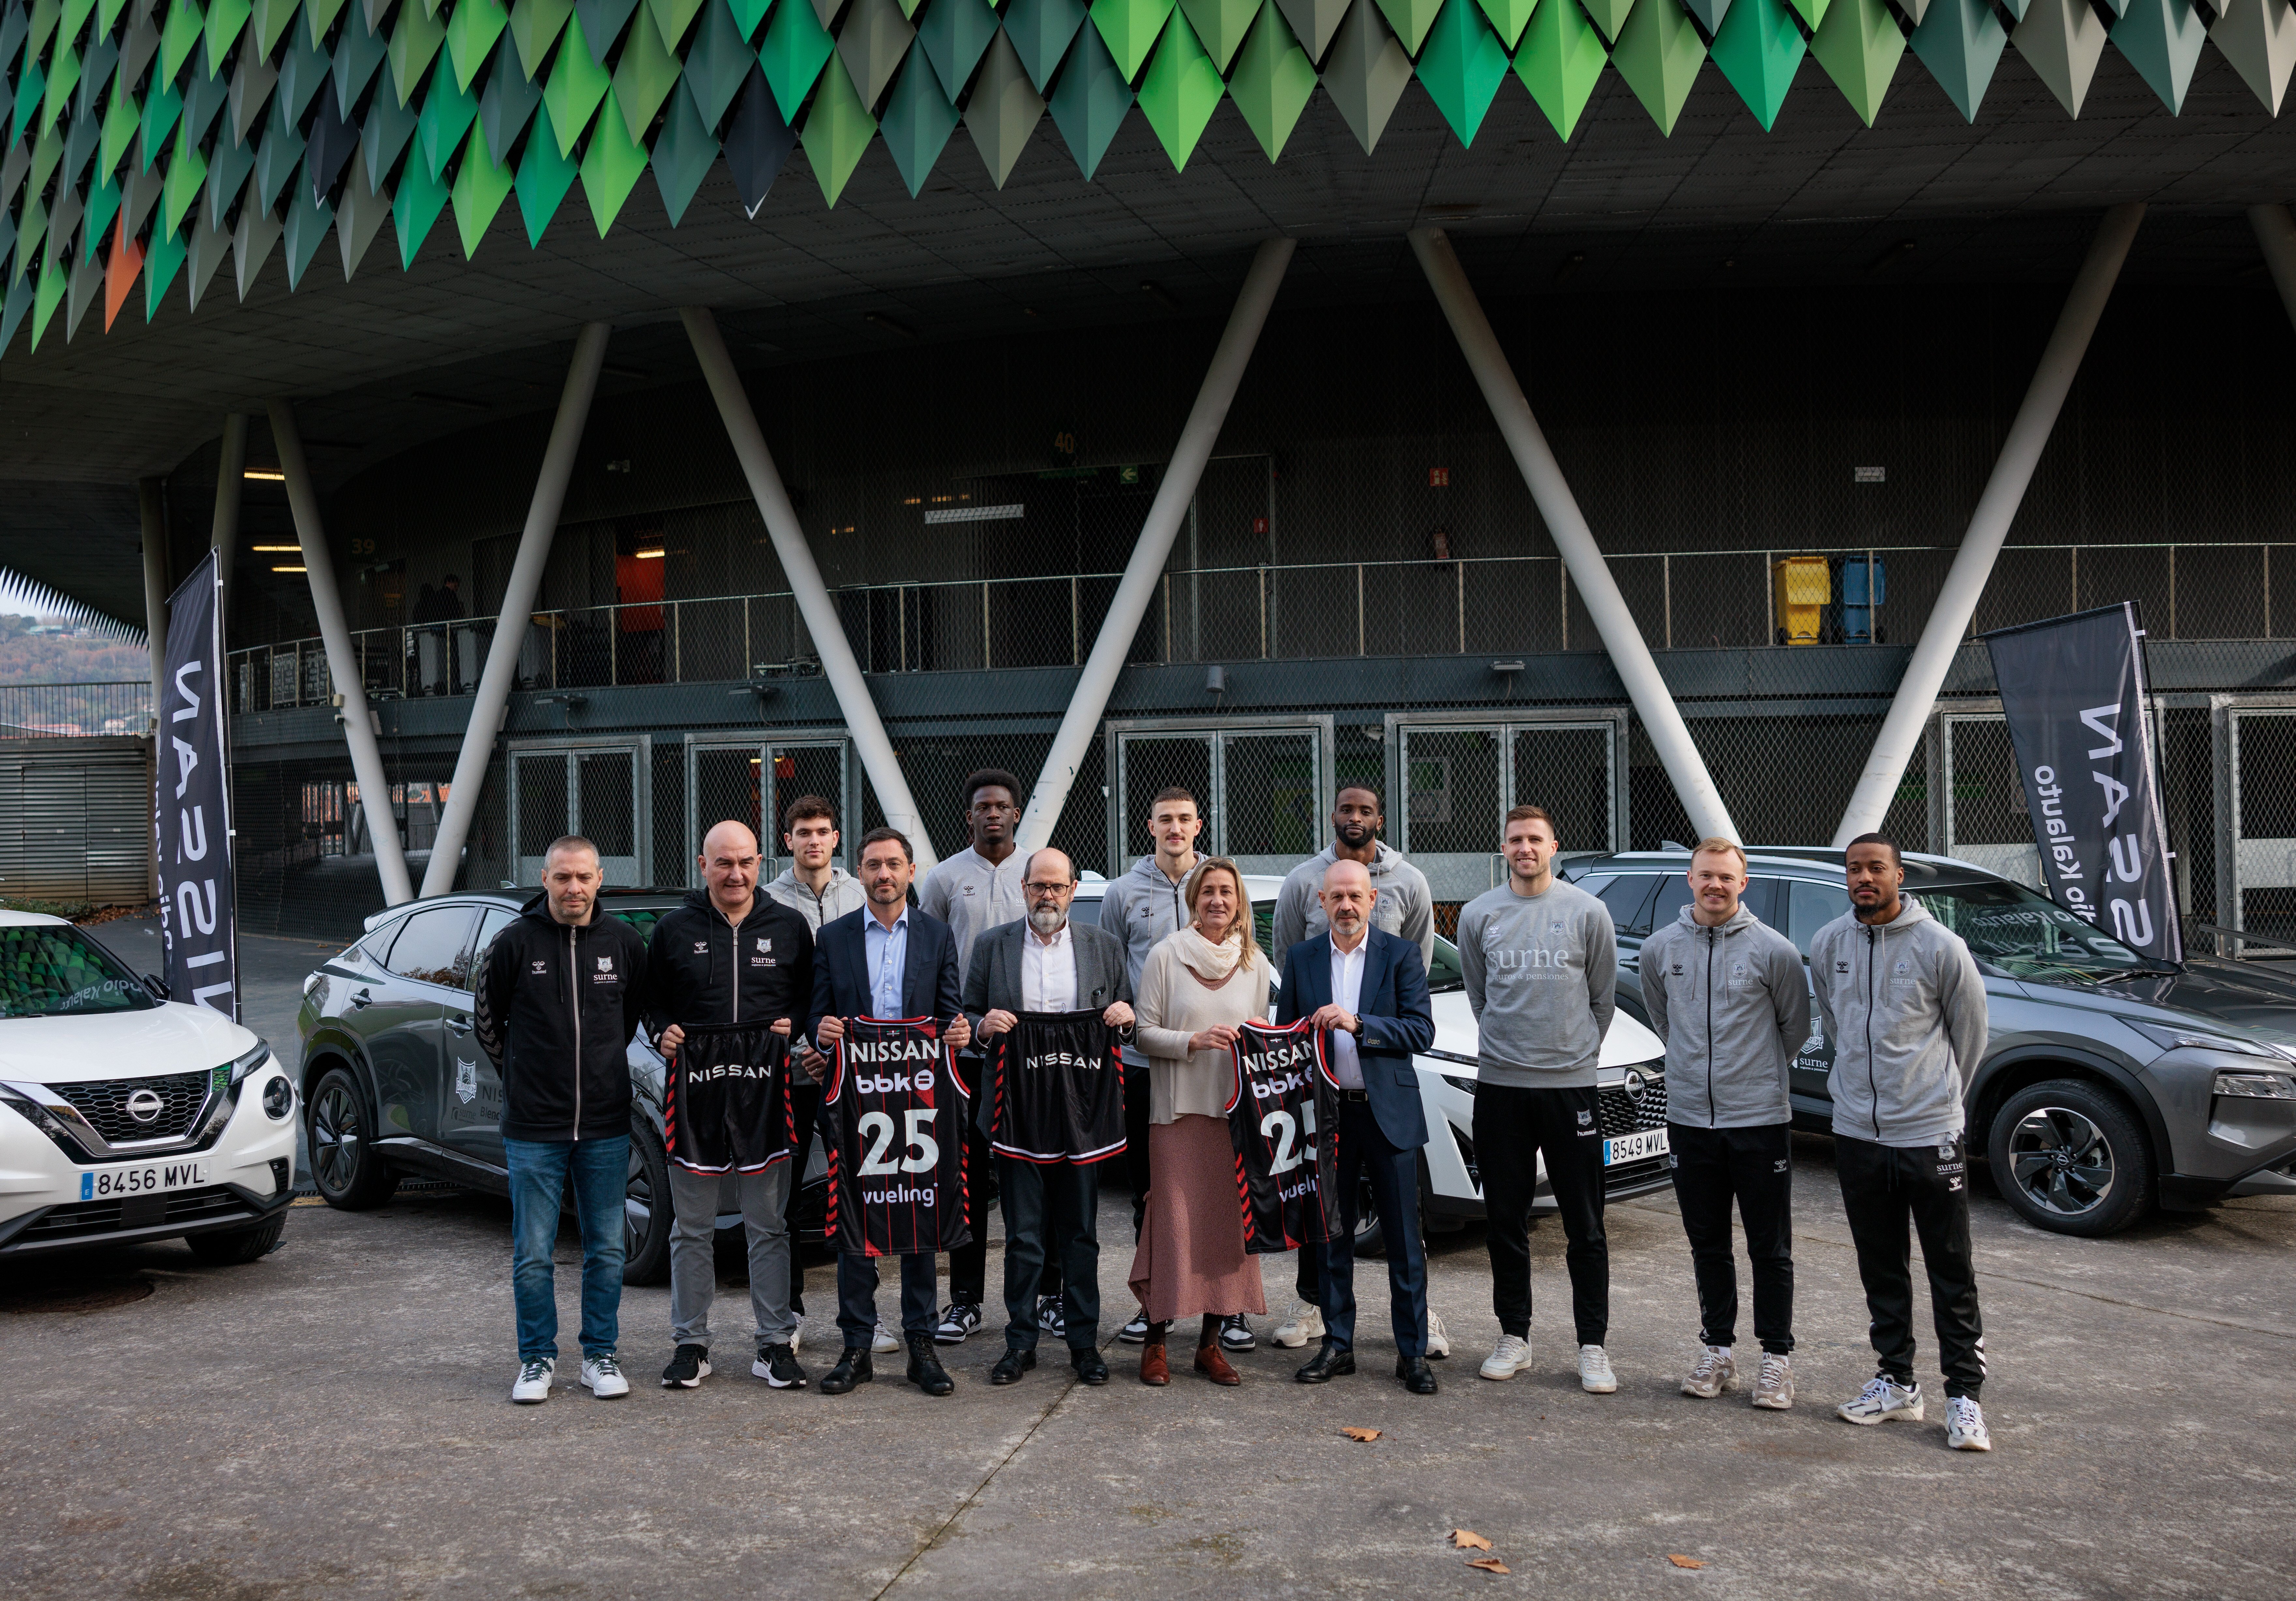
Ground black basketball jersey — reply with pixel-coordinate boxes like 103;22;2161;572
986;1010;1127;1165
1225;1020;1343;1254
665;1022;794;1176
821;1016;972;1257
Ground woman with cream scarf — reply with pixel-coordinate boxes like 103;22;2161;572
1127;857;1273;1386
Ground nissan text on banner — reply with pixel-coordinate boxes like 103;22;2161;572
1982;602;2181;965
157;551;238;1016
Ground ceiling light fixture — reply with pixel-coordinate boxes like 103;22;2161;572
635;547;665;559
271;565;308;573
251;544;299;552
243;468;286;481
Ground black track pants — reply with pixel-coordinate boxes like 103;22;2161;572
1668;1122;1794;1355
1476;1082;1608;1347
1835;1131;1986;1399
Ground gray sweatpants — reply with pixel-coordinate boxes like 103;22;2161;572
668;1162;796;1349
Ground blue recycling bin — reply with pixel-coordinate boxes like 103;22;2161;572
1842;558;1886;644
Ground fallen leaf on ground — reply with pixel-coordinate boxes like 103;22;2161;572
1340;1426;1381;1442
1468;1557;1511;1574
1667;1555;1708;1569
1451;1530;1493;1551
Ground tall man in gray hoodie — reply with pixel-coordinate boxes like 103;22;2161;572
1808;833;1994;1453
1640;838;1810;1411
1457;803;1620;1394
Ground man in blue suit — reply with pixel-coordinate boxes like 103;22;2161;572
1275;858;1440;1394
804;826;973;1398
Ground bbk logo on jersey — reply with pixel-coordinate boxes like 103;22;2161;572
856;1065;936;1095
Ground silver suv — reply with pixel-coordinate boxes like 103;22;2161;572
1569;849;2296;1237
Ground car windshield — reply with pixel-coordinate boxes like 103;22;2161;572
1909;881;2168;981
0;925;157;1018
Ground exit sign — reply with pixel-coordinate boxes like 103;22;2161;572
1429;467;1451;487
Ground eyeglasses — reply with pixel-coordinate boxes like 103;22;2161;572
1023;882;1073;896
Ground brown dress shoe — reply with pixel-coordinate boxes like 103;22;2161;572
1193;1344;1241;1386
1139;1342;1169;1386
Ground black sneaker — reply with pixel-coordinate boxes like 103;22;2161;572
1219;1313;1256;1353
935;1301;983;1345
1037;1293;1066;1337
661;1343;711;1389
1118;1309;1151;1345
752;1342;807;1389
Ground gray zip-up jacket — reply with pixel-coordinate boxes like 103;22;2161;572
1097;855;1199;1061
1808;896;1988;1147
1640;903;1811;1128
764;867;866;936
1457;877;1616;1088
1270;841;1435;972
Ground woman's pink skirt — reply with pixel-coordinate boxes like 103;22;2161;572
1127;1113;1268;1324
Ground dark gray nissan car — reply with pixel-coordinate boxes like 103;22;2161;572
1567;849;2296;1237
293;889;828;1280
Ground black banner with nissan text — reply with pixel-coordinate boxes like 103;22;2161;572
1983;603;2181;965
157;551;238;1015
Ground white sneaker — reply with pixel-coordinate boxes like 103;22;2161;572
1946;1396;1993;1452
1681;1344;1735;1399
579;1354;630;1398
1426;1310;1451;1360
871;1320;902;1355
789;1327;802;1355
1837;1375;1924;1426
1272;1300;1325;1349
1578;1345;1619;1394
1480;1334;1531;1381
510;1357;555;1404
1751;1352;1795;1410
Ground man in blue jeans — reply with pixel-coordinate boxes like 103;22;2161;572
474;836;652;1404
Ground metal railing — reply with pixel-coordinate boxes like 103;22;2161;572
0;682;154;735
225;540;2295;711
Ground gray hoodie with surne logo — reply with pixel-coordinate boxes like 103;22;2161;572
1640;902;1811;1128
1457;877;1617;1089
1807;895;1989;1148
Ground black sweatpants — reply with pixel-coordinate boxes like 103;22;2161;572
1476;1082;1608;1346
1668;1122;1794;1355
1835;1131;1986;1399
785;1083;819;1316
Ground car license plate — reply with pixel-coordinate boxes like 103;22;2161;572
80;1161;209;1201
1602;1128;1669;1167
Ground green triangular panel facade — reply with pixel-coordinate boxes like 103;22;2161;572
2209;0;2296;116
919;0;1000;99
649;76;721;219
1680;0;1728;31
1710;0;1803;127
1414;0;1509;144
1475;0;1536;46
30;255;66;348
2109;0;2206;112
798;51;875;203
418;51;478;179
2012;0;2105;114
142;216;187;314
336;145;392;277
685;0;759;124
1046;15;1132;176
544;14;612;150
1322;0;1411;150
160;0;207;84
759;0;836;118
650;0;709;46
1228;0;1315;158
1908;0;2003;120
392;141;449;265
480;30;544;162
1274;0;1348;57
579;85;651;226
611;4;685;140
1095;0;1178;78
1136;4;1223;166
515;98;581;240
1579;0;1635;43
162;122;207;234
1513;0;1609;138
1808;0;1903;124
1178;0;1260;64
878;43;957;191
450;122;514;255
203;0;252;77
446;0;511;91
962;27;1043;185
1373;0;1444;50
730;0;774;32
1004;0;1090;89
282;179;334;288
509;0;577;76
835;0;917;107
388;0;448;106
1787;0;1828;29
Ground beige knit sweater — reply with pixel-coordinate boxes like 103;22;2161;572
1133;936;1274;1125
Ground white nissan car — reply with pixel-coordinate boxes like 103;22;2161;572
1069;873;1673;1249
0;913;300;1262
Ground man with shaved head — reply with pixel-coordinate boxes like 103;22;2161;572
642;819;816;1392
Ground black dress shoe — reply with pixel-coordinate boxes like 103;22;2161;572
907;1334;955;1396
1295;1342;1357;1383
821;1348;873;1395
1397;1355;1440;1395
1070;1347;1110;1385
990;1347;1038;1385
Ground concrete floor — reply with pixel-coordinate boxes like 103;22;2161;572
4;1141;2290;1599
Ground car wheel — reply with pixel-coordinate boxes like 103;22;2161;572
187;1215;286;1265
307;1066;399;1210
1987;1078;2154;1237
623;1121;673;1286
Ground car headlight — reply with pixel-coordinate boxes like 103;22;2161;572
2213;1069;2296;1100
228;1042;274;1085
261;1075;295;1120
2127;1020;2281;1059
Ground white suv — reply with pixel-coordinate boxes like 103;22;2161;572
0;913;300;1263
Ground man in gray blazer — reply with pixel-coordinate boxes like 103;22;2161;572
964;847;1135;1385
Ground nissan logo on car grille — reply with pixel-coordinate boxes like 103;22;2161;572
125;1088;166;1123
1623;1070;1647;1104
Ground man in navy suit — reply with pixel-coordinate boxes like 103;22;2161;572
803;826;973;1398
1275;858;1440;1394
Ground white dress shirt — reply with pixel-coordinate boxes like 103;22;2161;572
1022;921;1078;1013
1329;935;1367;1090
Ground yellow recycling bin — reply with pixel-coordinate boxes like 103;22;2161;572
1772;556;1830;645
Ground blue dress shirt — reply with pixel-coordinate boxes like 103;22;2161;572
862;906;909;1019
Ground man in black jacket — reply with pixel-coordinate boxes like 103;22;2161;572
474;836;651;1405
643;821;816;1393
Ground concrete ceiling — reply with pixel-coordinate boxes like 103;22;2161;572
2;47;2291;626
